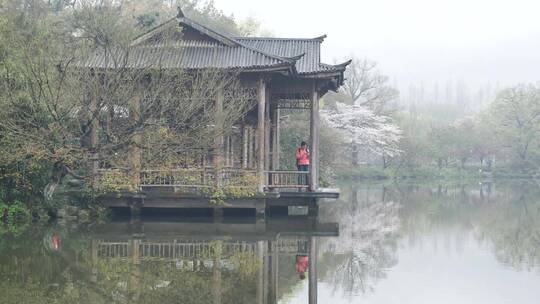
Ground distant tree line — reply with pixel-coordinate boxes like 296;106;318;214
310;56;540;178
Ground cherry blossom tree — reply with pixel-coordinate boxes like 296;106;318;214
322;103;402;165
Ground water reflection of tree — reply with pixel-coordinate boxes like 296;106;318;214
319;184;401;295
474;183;540;271
319;181;540;296
0;227;261;304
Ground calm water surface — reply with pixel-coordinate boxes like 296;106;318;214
1;181;540;303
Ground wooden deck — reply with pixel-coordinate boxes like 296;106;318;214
98;187;338;217
97;168;339;215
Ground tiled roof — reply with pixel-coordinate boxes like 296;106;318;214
78;41;293;70
235;37;329;74
77;15;349;77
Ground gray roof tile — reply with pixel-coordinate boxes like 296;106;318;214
77;16;349;77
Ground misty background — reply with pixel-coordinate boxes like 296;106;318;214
214;0;540;111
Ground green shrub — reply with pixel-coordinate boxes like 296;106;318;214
7;201;29;222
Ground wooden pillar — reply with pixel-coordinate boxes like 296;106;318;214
268;241;278;304
128;95;142;187
252;127;257;168
214;89;224;185
309;81;320;191
229;135;234;167
91;239;98;283
271;106;280;170
265;87;271;172
256;241;267;304
257;79;267;192
242;124;248;168
247;126;252;168
89;92;100;185
129;239;141;302
225;136;230;167
213;242;222;304
308;236;318;304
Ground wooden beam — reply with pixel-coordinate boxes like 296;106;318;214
309;81;320;190
257;78;266;192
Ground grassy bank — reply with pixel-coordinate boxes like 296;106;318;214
336;165;536;181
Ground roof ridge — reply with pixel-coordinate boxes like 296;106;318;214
131;17;177;46
178;16;299;68
235;35;326;42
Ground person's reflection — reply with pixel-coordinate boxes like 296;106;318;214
295;254;309;280
51;233;61;251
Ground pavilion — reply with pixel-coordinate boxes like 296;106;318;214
80;8;350;200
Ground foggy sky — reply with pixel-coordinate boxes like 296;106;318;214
213;0;540;89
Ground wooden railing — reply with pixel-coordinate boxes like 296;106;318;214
97;168;309;191
140;168;215;188
96;238;310;260
218;168;258;187
266;171;310;189
140;168;257;189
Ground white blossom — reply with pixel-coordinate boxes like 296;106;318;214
322;103;402;157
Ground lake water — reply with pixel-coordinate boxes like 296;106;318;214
1;181;540;303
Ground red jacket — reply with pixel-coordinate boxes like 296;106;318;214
296;148;310;165
295;255;309;273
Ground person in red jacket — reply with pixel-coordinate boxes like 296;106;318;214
296;141;310;186
296;141;310;171
295;254;309;280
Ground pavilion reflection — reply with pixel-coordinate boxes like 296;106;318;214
90;216;338;304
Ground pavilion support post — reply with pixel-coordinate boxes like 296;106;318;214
89;92;100;187
129;239;141;302
256;241;267;304
252;126;257;168
309;81;320;191
308;236;318;304
214;89;224;187
91;239;98;283
247;126;252;168
257;78;267;192
265;88;271;172
128;95;142;188
242;124;248;169
268;241;278;304
229;136;234;167
213;242;222;304
271;106;280;170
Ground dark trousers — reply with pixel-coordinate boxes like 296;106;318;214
297;165;309;185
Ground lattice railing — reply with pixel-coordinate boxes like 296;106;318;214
140;168;215;188
97;168;309;190
266;171;310;189
97;238;309;260
139;168;258;188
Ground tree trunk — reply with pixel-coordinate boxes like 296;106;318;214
351;143;358;166
480;156;484;169
44;162;68;200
